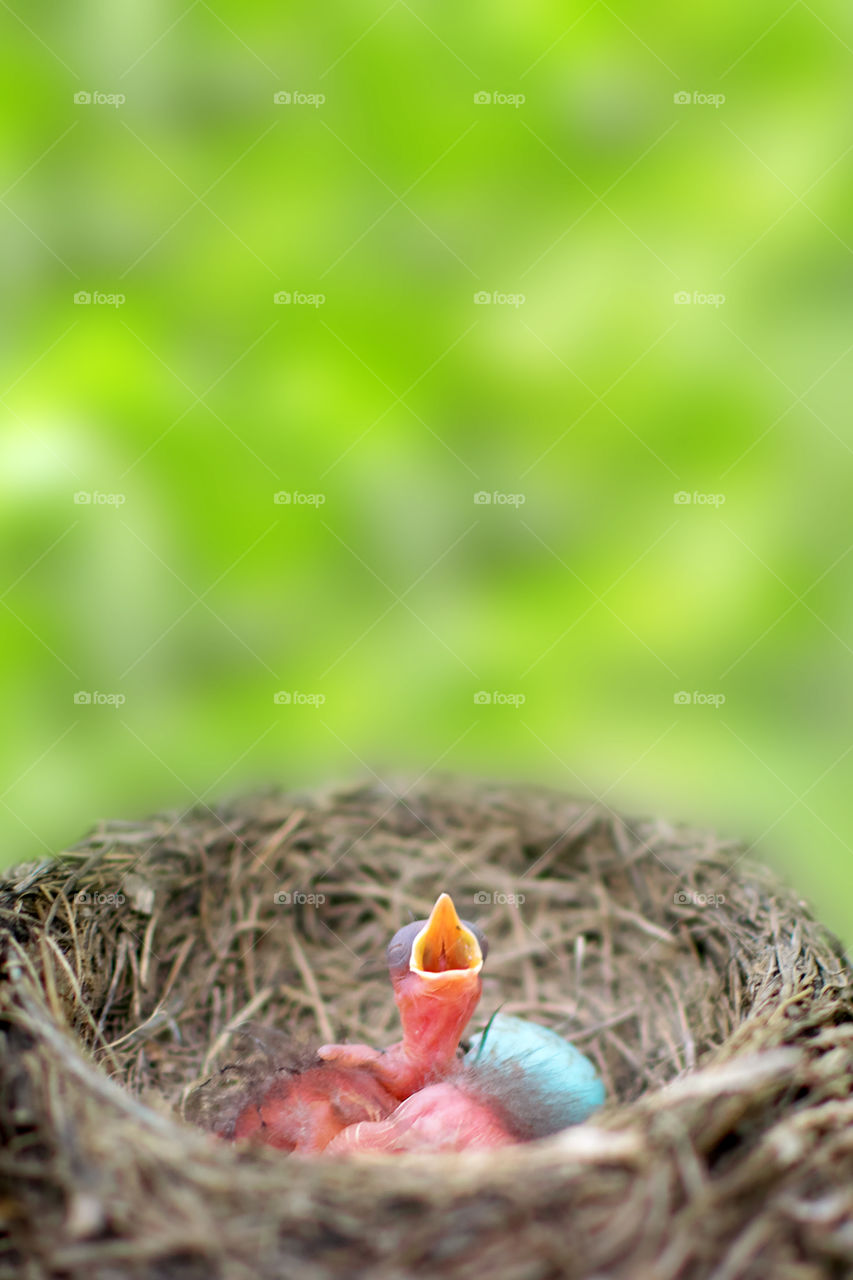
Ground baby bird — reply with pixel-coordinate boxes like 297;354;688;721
317;892;487;1098
465;1013;606;1129
326;1014;606;1155
183;1023;399;1152
185;893;487;1151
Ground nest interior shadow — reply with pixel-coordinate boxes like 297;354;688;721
2;780;853;1280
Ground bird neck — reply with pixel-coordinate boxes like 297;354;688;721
392;973;482;1088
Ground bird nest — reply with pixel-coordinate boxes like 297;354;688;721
2;779;853;1279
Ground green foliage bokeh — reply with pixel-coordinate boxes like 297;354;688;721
2;2;852;937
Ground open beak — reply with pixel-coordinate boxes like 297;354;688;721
410;893;483;979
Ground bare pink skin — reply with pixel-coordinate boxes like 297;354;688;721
230;1065;398;1152
325;1082;517;1154
318;968;482;1100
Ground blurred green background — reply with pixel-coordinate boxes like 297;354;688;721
1;2;852;937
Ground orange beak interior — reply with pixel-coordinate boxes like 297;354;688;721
410;893;483;977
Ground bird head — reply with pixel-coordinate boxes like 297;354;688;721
386;893;487;1072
